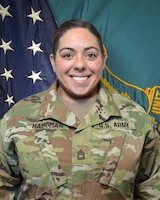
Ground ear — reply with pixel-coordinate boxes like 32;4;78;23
50;54;56;72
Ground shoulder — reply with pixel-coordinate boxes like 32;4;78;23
100;83;146;112
9;91;45;116
112;91;145;112
101;84;152;126
2;82;58;121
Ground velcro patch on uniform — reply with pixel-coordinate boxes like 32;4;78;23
31;120;68;130
93;121;136;130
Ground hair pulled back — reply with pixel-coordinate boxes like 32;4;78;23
52;19;104;58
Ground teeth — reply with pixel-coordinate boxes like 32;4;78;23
73;77;88;81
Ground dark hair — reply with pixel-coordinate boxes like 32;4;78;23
52;19;104;58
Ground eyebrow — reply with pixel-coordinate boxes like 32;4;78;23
59;46;99;52
84;46;99;51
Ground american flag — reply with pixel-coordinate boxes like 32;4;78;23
0;0;57;119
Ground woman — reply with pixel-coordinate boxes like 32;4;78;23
0;19;160;199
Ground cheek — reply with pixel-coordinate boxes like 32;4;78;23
90;61;104;73
54;60;70;74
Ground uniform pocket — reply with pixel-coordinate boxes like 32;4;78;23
97;131;145;197
15;131;67;198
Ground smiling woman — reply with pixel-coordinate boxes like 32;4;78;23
50;27;106;103
49;20;107;103
0;19;160;200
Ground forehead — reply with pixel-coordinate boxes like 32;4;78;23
63;27;92;35
59;27;99;47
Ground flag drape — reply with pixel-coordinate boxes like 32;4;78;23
48;0;160;130
0;0;57;119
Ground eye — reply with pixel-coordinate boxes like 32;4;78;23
62;53;73;59
87;53;96;58
86;53;97;60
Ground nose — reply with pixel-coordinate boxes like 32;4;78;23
74;55;86;71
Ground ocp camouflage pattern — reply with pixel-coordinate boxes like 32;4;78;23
0;81;160;199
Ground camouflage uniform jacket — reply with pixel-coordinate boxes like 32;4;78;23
0;81;160;200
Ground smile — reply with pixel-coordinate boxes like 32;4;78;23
72;76;88;81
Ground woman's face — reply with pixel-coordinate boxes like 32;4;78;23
50;27;107;103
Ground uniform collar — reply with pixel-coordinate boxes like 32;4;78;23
38;80;122;128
